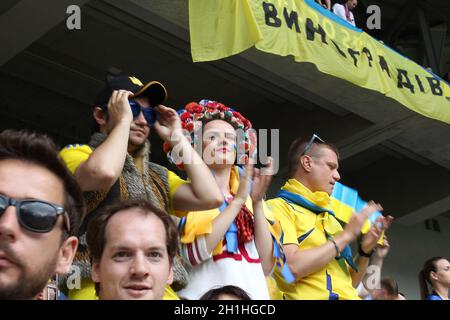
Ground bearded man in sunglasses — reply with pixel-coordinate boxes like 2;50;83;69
0;130;84;300
58;75;223;299
268;135;393;300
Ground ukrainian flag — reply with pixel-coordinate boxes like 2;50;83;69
331;182;383;235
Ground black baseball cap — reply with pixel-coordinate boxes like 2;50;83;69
94;75;168;108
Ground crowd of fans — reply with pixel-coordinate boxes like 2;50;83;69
0;73;448;301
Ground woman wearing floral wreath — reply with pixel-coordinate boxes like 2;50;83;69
164;99;293;300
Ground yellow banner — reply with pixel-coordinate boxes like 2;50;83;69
189;0;450;124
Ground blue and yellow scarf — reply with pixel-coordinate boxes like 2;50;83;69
276;179;358;272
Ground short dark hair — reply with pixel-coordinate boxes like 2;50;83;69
287;136;339;177
86;199;179;265
0;129;85;236
380;277;399;296
199;285;252;300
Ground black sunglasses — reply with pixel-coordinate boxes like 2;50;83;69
0;194;70;233
301;134;325;156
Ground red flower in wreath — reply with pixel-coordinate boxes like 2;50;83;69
232;111;243;119
217;103;229;111
206;103;217;111
185;102;203;113
185;122;195;132
180;112;191;121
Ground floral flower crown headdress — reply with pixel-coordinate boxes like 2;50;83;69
163;99;257;169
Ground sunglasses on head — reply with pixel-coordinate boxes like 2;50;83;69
129;100;156;127
0;194;70;233
301;133;325;156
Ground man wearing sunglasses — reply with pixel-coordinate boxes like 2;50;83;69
0;130;84;300
58;75;223;299
268;135;392;300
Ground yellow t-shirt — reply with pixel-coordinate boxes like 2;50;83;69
267;197;360;300
266;276;283;300
59;144;186;211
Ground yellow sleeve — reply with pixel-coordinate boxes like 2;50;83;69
267;199;298;245
59;144;93;174
180;209;218;244
166;170;188;216
167;170;187;199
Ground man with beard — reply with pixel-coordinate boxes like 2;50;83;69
0;130;84;299
59;75;223;299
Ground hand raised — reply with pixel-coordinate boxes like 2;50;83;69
343;201;383;243
107;90;134;127
250;158;274;203
361;214;394;254
374;237;391;259
235;164;253;203
153;105;183;144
